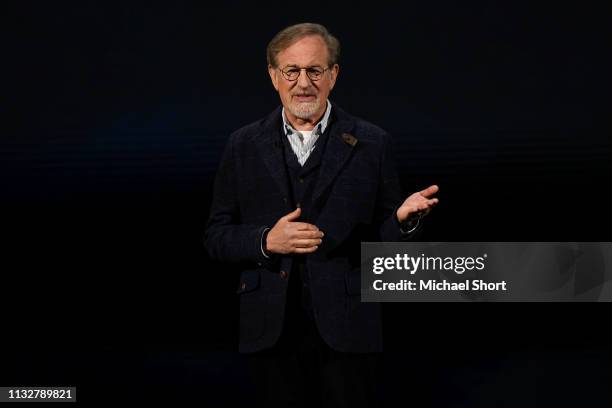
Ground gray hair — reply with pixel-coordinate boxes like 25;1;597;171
266;22;340;68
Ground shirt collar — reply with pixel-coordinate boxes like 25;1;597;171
282;99;332;136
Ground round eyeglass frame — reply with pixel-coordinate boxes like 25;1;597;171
278;66;331;82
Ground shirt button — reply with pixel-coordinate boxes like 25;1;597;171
280;270;288;279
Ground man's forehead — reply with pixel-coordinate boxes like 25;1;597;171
276;35;329;66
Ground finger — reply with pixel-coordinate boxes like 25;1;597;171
419;184;439;198
416;203;431;212
294;222;319;231
293;238;323;248
293;245;319;254
282;207;301;221
416;199;438;210
294;230;325;239
417;205;433;215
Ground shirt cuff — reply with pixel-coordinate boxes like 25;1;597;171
260;227;271;259
399;217;420;235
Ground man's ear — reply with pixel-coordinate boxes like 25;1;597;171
329;64;339;91
268;64;279;91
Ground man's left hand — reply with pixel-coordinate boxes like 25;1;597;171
396;184;440;223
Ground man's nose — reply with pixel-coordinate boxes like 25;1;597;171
297;69;311;88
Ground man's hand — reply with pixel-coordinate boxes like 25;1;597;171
265;207;324;255
396;185;440;223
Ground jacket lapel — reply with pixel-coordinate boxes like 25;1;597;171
255;107;291;205
311;106;357;204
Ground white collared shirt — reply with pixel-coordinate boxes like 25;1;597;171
281;99;332;166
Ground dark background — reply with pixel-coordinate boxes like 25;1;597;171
3;1;611;405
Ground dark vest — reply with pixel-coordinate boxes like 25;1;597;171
278;118;333;322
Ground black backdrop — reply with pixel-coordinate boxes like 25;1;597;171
3;1;611;405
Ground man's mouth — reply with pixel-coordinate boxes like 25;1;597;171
293;94;316;102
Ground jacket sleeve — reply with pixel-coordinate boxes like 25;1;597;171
374;132;422;242
203;133;278;268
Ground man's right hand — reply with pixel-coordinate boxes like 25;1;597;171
265;207;324;255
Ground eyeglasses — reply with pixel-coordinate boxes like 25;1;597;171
279;66;330;82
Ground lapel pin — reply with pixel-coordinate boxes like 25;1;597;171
341;133;358;147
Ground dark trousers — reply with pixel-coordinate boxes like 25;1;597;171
245;264;382;408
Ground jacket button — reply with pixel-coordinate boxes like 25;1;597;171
280;270;288;279
299;178;304;183
240;282;246;290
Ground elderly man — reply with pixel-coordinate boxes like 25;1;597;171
204;23;438;408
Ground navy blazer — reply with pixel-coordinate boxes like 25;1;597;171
204;104;419;353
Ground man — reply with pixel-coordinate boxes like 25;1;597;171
204;23;439;407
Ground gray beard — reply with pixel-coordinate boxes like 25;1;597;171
288;99;321;120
